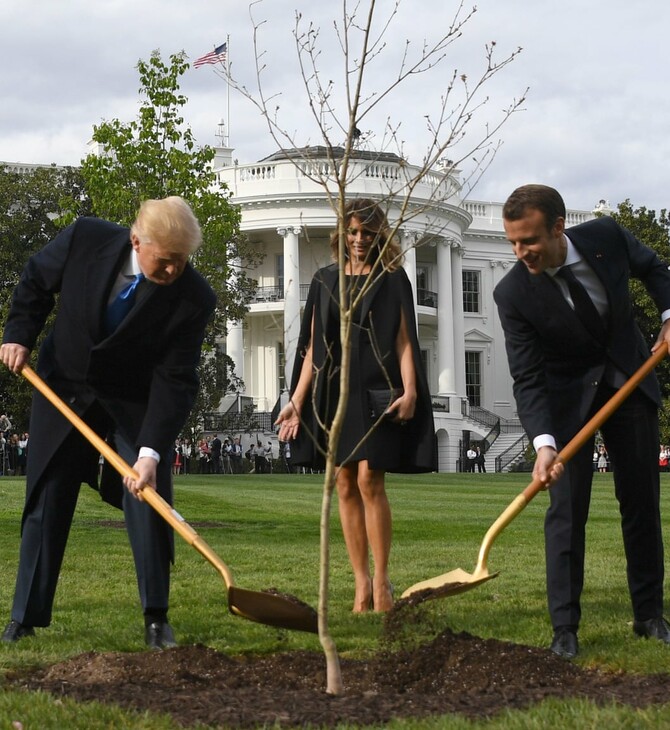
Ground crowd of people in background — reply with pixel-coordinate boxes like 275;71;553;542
0;419;309;480
8;421;670;480
169;434;297;475
0;414;28;477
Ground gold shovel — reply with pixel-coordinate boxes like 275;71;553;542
20;365;318;633
401;343;668;603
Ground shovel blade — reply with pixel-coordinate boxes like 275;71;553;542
401;568;499;602
228;586;319;633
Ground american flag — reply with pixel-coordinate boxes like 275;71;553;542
193;42;227;69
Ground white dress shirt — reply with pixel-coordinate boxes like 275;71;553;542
107;250;160;464
533;234;670;454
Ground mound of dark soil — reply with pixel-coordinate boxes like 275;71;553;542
7;627;670;728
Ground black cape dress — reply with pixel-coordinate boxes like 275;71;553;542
288;263;437;472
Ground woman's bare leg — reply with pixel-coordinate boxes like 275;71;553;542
336;463;372;612
356;461;393;612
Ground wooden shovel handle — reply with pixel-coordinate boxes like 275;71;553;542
19;365;222;570
17;366;326;632
522;342;668;503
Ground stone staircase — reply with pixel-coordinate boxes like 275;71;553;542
486;431;528;472
461;405;528;473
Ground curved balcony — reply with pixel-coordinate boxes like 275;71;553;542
216;147;468;222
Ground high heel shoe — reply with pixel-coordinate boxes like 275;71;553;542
373;581;394;613
352;578;373;613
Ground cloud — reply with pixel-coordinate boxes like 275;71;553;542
1;0;669;211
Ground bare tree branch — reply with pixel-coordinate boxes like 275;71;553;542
218;0;526;694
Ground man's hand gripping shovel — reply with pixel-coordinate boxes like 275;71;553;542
401;343;668;604
17;365;318;633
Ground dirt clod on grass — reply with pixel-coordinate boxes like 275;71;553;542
6;626;670;728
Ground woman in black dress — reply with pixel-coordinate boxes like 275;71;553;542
276;199;436;613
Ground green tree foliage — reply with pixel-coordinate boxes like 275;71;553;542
80;50;262;432
181;349;244;447
0;165;91;428
0;165;91;306
609;200;670;443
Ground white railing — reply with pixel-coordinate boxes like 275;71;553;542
217;155;461;206
238;165;277;182
217;155;597;225
463;200;596;227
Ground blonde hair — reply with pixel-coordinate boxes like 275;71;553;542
330;198;403;271
131;196;202;254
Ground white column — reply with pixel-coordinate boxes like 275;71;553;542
489;259;512;411
451;242;466;398
226;256;245;388
436;237;456;395
277;225;302;386
401;229;418;330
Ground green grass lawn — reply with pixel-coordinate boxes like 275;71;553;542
2;470;670;728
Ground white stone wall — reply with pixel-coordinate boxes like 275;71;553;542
215;154;596;471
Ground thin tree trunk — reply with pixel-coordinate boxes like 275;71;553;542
318;463;343;695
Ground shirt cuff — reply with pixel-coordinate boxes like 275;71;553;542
533;434;557;452
662;309;670;323
139;447;161;463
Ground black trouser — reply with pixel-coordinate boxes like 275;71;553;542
545;387;663;630
11;426;172;627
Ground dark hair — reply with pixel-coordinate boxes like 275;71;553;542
502;184;566;231
329;198;403;271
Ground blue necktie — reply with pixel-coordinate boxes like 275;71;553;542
105;273;145;333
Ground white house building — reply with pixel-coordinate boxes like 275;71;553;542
2;151;602;472
211;144;601;472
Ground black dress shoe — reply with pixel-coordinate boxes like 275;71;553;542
1;620;35;643
633;617;670;644
550;627;579;659
145;621;177;650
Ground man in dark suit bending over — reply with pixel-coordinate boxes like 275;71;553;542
494;184;670;659
0;196;215;649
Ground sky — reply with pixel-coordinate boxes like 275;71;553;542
1;0;669;213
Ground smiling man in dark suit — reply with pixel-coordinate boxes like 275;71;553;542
494;184;670;659
0;196;216;649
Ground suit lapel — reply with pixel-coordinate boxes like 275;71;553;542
92;234;192;341
511;264;579;333
86;232;131;340
549;277;579;329
113;264;195;338
567;231;614;331
570;234;610;282
530;269;572;316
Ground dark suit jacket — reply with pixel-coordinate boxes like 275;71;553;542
3;216;216;513
493;216;670;444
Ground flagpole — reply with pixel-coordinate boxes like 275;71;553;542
226;34;231;147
